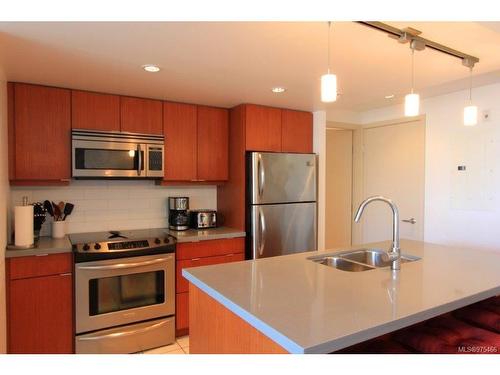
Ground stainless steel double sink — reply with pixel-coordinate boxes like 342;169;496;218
308;248;420;272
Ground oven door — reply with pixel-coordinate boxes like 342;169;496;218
72;139;147;178
75;253;175;334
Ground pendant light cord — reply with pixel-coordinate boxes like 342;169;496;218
411;48;415;94
327;21;331;74
469;66;473;102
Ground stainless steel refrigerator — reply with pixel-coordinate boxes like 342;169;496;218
247;152;317;259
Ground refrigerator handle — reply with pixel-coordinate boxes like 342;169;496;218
257;153;265;198
258;207;266;256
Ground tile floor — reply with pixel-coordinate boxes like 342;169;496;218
141;336;189;354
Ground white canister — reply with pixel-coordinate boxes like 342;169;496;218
52;221;66;239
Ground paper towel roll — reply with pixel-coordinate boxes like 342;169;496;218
15;205;34;247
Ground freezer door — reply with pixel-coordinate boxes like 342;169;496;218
249;152;316;204
250;202;316;259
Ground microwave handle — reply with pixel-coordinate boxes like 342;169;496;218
137;144;142;176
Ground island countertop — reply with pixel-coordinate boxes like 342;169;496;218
182;239;500;354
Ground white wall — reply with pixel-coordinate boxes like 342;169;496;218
0;69;9;353
359;82;500;252
11;182;217;236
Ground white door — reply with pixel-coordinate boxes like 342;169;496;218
360;118;425;243
325;129;353;248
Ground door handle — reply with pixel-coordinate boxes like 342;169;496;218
137;144;142;176
77;256;171;271
257;154;265;198
402;218;416;224
258;207;266;256
76;319;170;341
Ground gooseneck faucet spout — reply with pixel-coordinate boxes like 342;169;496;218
354;196;401;270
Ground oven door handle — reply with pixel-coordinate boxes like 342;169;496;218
137;144;142;176
77;319;170;341
77;257;171;271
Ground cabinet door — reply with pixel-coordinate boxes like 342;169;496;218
13;83;71;182
120;96;163;134
72;90;120;131
281;109;313;153
163;102;198;181
197;106;228;181
9;273;73;353
176;292;189;333
176;253;243;293
245;104;282;152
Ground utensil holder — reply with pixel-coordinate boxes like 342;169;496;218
52;221;65;239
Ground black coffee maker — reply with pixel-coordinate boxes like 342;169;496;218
168;197;189;231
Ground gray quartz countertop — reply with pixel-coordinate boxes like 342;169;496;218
167;227;245;243
183;239;500;354
6;236;72;258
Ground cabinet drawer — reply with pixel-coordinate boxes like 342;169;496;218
176;237;245;260
8;253;72;280
176;252;244;293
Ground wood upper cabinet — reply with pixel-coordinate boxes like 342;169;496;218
162;104;228;183
10;83;71;183
71;90;120;131
163;102;198;181
245;104;282;152
281;109;313;153
7;254;73;354
120;96;163;134
197;106;228;181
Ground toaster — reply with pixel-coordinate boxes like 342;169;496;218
189;210;217;229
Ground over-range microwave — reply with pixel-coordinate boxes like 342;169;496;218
72;129;164;178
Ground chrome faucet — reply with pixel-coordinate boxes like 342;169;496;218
354;196;401;271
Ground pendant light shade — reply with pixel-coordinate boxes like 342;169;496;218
404;48;420;117
404;93;420;117
321;22;337;103
464;105;478;126
321;72;337;103
463;66;477;126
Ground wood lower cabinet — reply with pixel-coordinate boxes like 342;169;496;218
72;90;120;131
9;83;71;185
120;96;163;135
175;238;245;336
281;109;313;153
7;253;73;354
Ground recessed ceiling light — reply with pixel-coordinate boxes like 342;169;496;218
142;64;160;73
271;87;286;93
385;94;395;99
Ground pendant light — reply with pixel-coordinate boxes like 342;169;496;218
321;22;337;103
464;66;478;126
404;47;420;116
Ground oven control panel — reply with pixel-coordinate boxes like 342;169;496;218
74;236;175;254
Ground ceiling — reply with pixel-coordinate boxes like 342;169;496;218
1;22;500;118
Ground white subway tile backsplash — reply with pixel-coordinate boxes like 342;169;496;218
10;180;217;235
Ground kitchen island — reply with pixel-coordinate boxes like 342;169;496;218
182;240;500;354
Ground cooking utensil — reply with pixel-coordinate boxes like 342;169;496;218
53;201;61;221
44;200;54;217
58;201;65;215
62;203;74;221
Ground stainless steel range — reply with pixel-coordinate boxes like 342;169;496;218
70;229;176;354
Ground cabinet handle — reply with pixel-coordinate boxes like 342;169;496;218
59;273;72;277
35;254;49;257
191;258;201;262
60;179;70;182
225;253;234;257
